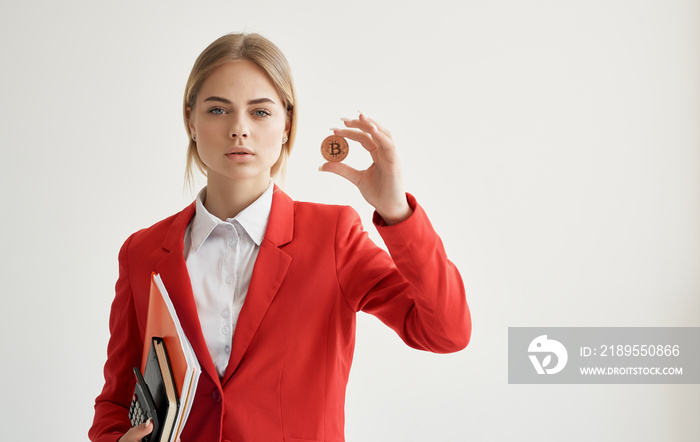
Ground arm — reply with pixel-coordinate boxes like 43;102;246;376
335;198;470;353
89;235;150;442
321;113;470;352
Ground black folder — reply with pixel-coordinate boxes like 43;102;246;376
142;337;179;442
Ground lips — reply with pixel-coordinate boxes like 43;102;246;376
226;146;254;155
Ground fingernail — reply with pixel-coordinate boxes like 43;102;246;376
340;117;351;122
318;166;324;172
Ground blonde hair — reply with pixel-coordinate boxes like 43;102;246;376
183;33;297;187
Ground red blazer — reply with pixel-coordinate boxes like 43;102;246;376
90;190;470;442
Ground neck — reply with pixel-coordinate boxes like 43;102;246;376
204;174;271;220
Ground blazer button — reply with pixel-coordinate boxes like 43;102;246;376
212;389;222;403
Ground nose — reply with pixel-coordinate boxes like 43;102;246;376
229;114;249;139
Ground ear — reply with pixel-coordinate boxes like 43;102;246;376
284;111;292;136
186;106;196;138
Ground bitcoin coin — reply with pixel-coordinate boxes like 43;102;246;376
321;135;349;162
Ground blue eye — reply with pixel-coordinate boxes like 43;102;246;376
208;107;226;115
253;109;271;117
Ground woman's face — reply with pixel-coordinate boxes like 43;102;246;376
188;60;289;188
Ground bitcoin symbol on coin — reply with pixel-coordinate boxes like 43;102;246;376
329;141;341;157
321;135;349;162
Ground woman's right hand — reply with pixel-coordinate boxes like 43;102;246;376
118;419;153;442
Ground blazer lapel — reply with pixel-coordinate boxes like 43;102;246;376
222;187;294;384
154;203;221;389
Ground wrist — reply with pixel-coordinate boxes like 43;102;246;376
376;200;412;226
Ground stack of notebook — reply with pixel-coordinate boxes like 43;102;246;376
133;273;201;442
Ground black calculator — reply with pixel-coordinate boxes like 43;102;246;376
129;367;160;442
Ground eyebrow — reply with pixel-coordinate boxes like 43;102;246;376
202;96;277;105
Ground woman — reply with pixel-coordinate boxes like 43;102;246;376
90;32;471;442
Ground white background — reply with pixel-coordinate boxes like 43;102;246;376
1;0;698;440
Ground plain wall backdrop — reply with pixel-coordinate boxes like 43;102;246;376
1;0;698;440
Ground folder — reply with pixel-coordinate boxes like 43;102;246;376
142;273;201;442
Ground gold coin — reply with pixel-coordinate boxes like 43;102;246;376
321;135;349;162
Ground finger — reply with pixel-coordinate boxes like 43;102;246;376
318;162;362;187
119;419;153;442
340;117;394;152
333;128;399;167
340;116;375;134
360;113;391;138
331;128;377;154
342;113;392;139
132;419;154;439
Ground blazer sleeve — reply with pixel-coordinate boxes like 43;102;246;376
89;234;144;442
335;193;471;353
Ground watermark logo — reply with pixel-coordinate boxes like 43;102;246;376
509;327;699;384
528;335;568;374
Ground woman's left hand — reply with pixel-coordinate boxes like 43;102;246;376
320;113;413;225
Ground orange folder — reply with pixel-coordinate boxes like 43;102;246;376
141;273;200;442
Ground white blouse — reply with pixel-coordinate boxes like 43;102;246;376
182;183;274;378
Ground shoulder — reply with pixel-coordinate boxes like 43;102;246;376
272;187;360;221
284;199;368;252
290;198;362;228
120;203;195;256
292;199;353;217
265;188;365;247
